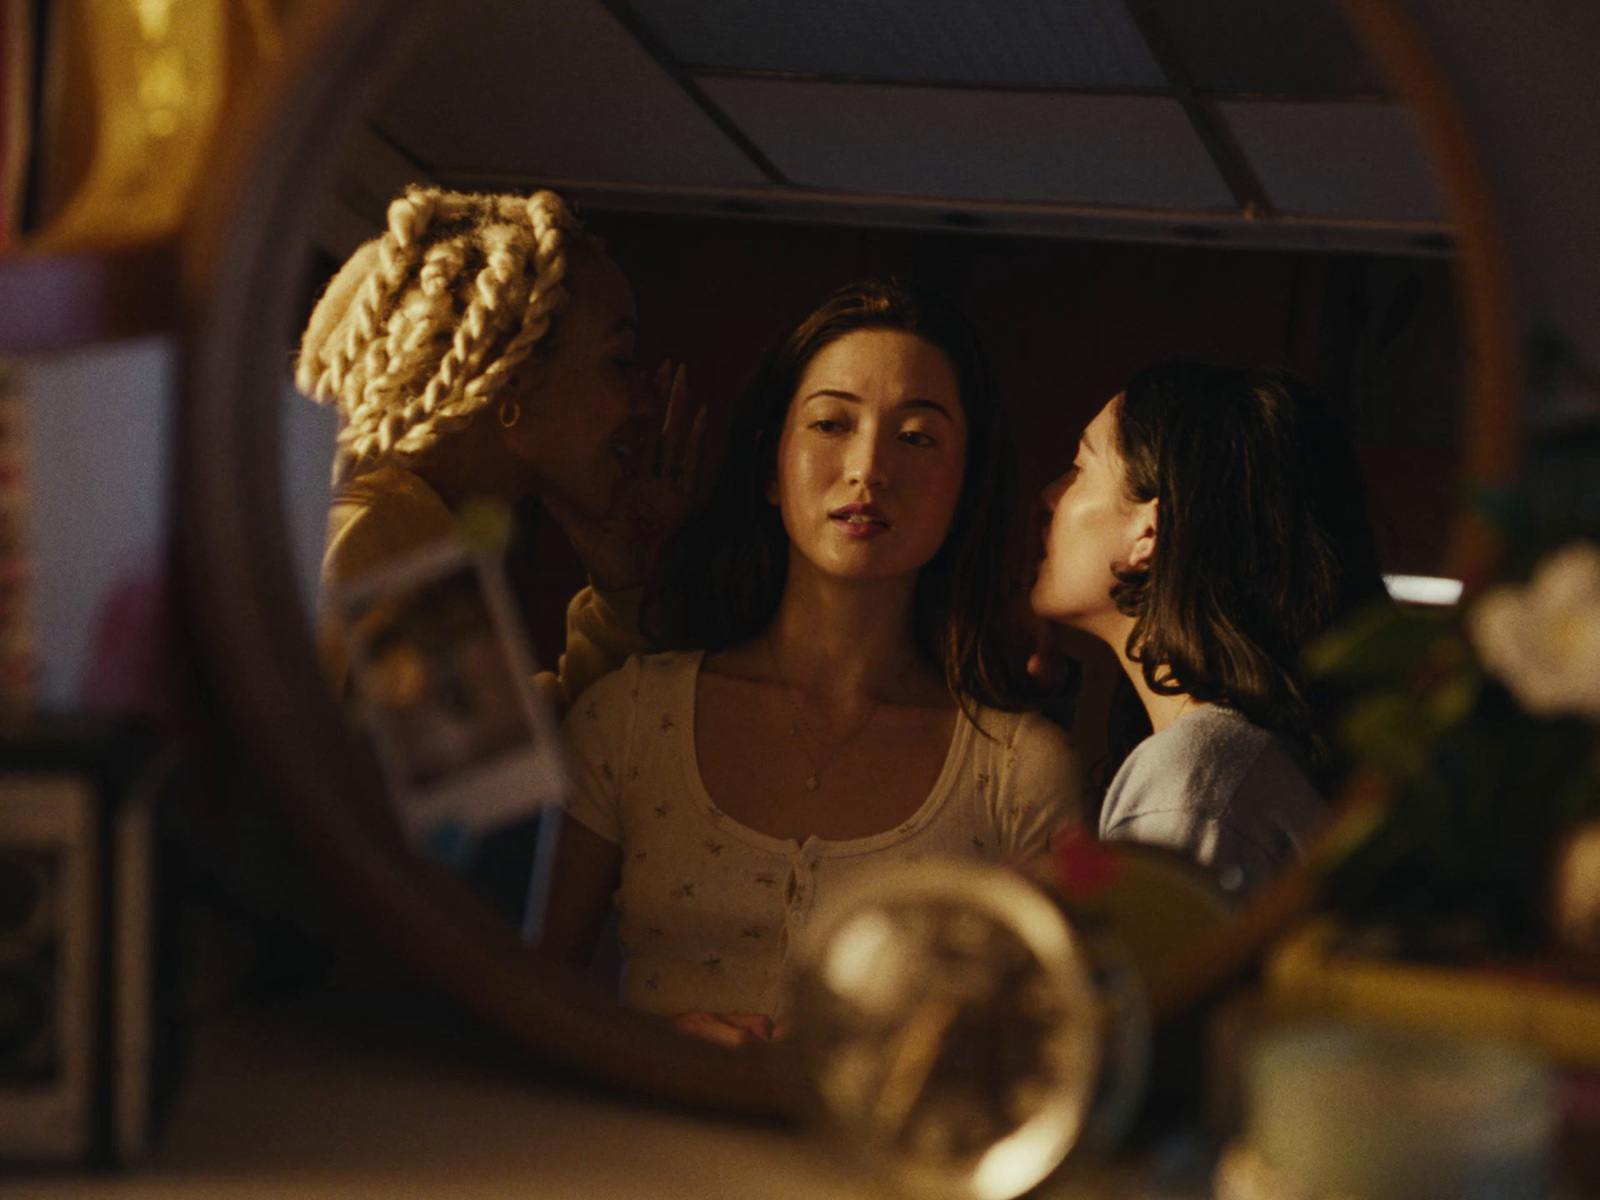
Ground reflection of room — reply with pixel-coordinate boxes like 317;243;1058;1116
294;0;1460;771
8;0;1600;1193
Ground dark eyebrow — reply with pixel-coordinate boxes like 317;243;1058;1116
800;389;956;422
901;397;956;421
611;316;640;336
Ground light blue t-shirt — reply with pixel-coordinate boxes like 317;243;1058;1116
1099;705;1326;897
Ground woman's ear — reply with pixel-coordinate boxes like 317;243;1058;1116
1126;498;1159;571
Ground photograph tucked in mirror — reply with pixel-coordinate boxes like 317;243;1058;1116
334;538;565;873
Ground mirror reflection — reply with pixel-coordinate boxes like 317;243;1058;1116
278;0;1461;1056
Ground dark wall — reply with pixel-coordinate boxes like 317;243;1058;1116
512;211;1462;770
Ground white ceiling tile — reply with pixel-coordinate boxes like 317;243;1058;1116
372;0;767;188
1221;101;1444;220
701;79;1233;209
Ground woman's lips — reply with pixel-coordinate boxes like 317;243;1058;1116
832;516;889;539
830;503;891;539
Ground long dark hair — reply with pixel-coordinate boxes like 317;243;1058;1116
1103;361;1387;786
647;279;1032;716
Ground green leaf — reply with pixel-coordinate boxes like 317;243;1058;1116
1428;665;1483;727
1342;694;1441;782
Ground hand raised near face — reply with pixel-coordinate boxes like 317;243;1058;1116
550;360;706;594
631;360;706;566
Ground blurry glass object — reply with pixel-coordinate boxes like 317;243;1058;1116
785;857;1149;1200
1217;1022;1556;1200
334;540;566;868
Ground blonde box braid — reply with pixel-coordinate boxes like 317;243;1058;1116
296;187;581;479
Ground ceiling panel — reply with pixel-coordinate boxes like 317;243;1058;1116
628;0;1165;88
701;79;1233;209
1221;101;1443;221
371;0;767;188
1148;0;1391;97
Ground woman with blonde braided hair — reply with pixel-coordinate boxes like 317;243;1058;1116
299;185;701;710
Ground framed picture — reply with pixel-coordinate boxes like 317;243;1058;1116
0;718;164;1165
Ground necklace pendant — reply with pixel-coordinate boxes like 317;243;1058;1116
805;772;820;792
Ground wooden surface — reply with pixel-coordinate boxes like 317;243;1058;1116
4;987;876;1200
0;964;1202;1199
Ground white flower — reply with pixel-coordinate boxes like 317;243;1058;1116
1555;821;1600;952
1467;541;1600;720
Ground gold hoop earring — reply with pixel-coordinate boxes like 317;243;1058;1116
498;398;520;429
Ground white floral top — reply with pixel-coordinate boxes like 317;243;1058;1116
561;650;1081;1020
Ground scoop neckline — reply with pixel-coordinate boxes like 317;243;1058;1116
679;648;969;858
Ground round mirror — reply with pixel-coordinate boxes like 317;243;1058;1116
175;0;1519;1116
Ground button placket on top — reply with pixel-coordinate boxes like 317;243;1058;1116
779;837;822;958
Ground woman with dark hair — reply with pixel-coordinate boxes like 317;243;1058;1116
540;280;1080;1045
1031;360;1385;896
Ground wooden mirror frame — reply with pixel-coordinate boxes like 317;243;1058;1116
172;0;1521;1112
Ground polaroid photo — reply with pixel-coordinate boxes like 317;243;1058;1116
333;539;568;856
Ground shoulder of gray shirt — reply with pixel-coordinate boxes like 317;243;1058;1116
1098;705;1326;854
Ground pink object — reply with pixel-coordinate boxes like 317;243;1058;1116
1050;827;1123;900
78;562;169;719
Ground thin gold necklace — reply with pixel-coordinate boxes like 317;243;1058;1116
763;632;883;793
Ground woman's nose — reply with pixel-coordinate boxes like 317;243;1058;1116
1041;474;1067;510
846;431;891;488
